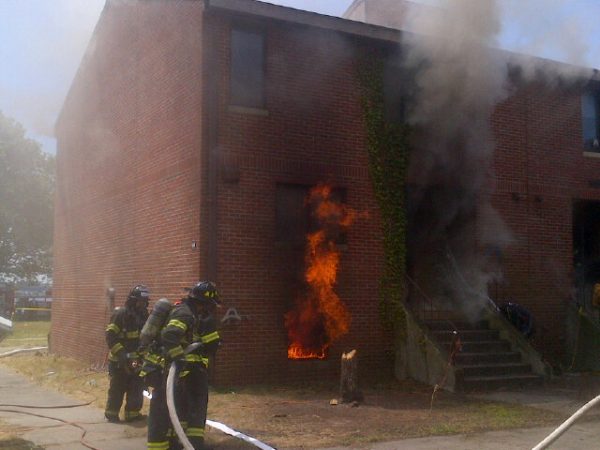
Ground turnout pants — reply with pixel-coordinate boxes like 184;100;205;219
105;362;144;421
146;365;209;450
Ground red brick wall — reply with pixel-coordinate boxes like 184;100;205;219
490;81;600;362
54;2;394;382
54;0;594;380
53;0;205;364
206;13;393;384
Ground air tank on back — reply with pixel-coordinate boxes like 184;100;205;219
140;298;172;347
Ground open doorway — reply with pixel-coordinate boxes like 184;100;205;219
573;200;600;313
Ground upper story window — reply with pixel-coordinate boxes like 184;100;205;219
582;90;600;151
230;27;265;109
383;61;407;124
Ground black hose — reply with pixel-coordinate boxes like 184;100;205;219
0;400;93;409
0;408;101;450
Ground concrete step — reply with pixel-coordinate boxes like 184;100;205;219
455;351;522;365
460;363;532;377
448;340;512;353
433;329;499;342
424;320;489;331
459;373;543;392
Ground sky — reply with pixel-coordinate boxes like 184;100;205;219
0;0;599;155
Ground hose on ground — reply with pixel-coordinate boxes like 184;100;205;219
531;393;600;450
0;400;93;409
0;346;47;358
0;408;100;450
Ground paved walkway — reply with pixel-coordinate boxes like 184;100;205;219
2;362;600;449
0;365;146;449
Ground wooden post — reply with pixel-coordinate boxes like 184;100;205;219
340;349;362;403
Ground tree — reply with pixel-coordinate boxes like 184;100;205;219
0;111;55;282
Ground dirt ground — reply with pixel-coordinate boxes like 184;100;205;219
0;351;565;450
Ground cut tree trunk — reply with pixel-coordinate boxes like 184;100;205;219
340;349;363;403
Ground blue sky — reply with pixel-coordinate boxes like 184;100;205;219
1;0;599;155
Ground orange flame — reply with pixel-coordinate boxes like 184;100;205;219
286;184;357;360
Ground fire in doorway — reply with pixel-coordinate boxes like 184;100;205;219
285;184;358;360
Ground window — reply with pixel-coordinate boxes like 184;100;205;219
276;184;309;246
276;184;348;246
230;27;265;109
582;91;600;151
383;57;416;124
383;61;406;123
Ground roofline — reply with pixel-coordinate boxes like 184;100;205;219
55;0;110;135
205;0;404;43
207;0;598;74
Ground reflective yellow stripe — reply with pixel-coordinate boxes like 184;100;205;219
147;442;169;450
186;427;204;437
201;331;220;343
110;342;124;354
125;410;140;419
106;323;120;333
179;370;190;378
144;353;162;364
184;354;209;365
168;346;184;358
126;330;140;339
127;352;140;358
105;409;119;416
167;319;187;331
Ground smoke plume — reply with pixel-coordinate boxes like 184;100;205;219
402;0;511;318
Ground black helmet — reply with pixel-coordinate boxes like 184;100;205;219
127;285;150;305
188;281;220;306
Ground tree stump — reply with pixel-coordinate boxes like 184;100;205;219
340;349;363;403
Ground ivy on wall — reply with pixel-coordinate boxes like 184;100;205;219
357;54;411;335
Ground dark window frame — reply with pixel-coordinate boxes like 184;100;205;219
583;89;600;152
229;24;266;110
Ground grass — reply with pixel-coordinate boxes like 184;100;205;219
0;321;50;348
0;350;568;449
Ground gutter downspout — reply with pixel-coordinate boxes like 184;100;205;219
204;0;219;280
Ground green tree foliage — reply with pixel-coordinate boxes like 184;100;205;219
0;111;55;282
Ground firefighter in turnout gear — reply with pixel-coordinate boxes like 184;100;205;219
104;285;150;423
145;281;221;450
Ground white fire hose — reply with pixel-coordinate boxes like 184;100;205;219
0;346;47;358
166;360;194;450
532;393;600;450
165;343;276;450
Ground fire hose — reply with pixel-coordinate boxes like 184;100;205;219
531;392;600;450
165;342;275;450
0;346;47;358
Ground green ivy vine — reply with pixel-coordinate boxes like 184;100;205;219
357;54;411;336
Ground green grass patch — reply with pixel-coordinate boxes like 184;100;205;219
0;321;50;348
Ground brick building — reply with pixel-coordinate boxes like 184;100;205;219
53;0;600;384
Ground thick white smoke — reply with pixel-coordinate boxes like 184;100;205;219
401;0;596;318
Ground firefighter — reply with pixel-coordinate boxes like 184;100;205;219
104;284;150;423
145;281;221;450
